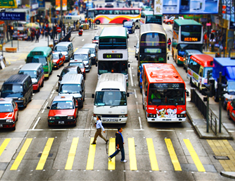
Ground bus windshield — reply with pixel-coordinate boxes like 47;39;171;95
146;15;162;24
59;84;81;94
98;61;128;75
140;33;166;62
99;38;127;49
148;83;185;106
26;57;47;66
181;25;201;42
94;91;127;106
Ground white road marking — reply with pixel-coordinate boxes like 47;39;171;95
32;117;40;130
49;90;55;99
137;109;139;113
156;129;174;131
138;117;143;130
186;130;194;132
28;128;118;131
133;129;144;131
41;102;48;113
129;66;134;86
134;89;137;98
19;65;23;69
82;39;84;41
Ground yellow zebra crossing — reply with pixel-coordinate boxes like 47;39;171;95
0;137;210;172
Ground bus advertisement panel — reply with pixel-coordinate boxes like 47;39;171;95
172;19;203;65
142;64;187;122
86;8;141;24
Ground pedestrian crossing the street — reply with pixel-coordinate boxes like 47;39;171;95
0;137;224;172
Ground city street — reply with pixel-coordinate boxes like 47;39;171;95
0;23;234;181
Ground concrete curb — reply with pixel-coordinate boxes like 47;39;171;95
186;104;233;139
220;171;235;179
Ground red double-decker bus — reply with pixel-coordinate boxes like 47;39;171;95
142;64;187;122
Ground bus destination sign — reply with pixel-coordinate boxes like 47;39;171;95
184;37;198;42
103;53;123;59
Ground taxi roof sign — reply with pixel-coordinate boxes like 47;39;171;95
0;0;17;8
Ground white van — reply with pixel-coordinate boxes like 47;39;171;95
92;73;129;124
63;15;85;24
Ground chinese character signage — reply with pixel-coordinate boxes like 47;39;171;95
154;0;163;15
155;0;219;15
0;0;17;8
38;0;45;8
0;12;25;21
56;0;67;11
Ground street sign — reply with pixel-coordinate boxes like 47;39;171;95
0;12;25;21
56;27;61;33
0;0;17;8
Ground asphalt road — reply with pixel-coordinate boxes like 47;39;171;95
0;24;233;181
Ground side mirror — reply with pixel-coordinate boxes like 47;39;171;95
92;94;94;98
128;64;130;68
186;91;189;97
57;75;60;77
95;63;97;67
145;91;147;96
47;106;50;109
127;93;129;97
168;56;169;60
56;88;58;92
134;45;136;47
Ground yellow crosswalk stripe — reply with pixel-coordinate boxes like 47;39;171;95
74;48;78;52
165;138;182;171
0;138;11;156
108;138;115;170
128;138;137;170
10;138;32;170
146;138;159;171
86;138;96;170
65;137;79;170
36;138;54;170
184;139;205;172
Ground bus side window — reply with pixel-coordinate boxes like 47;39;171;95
198;67;203;77
135;10;140;14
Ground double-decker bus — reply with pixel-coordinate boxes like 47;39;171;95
172;19;203;65
140;11;162;25
86;8;141;24
138;24;167;80
142;64;187;122
97;26;129;83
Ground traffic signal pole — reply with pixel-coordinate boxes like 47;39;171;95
219;72;222;133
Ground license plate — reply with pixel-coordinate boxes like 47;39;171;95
0;124;2;127
58;121;64;124
104;119;118;122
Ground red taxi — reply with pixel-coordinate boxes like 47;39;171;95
52;52;65;69
68;59;86;79
163;17;175;24
227;99;235;121
92;36;99;44
47;95;79;127
0;98;19;130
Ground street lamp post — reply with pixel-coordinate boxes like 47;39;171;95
60;0;63;41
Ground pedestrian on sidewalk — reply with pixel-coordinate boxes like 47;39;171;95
108;128;127;163
27;29;31;41
167;38;171;51
91;116;108;145
35;29;40;42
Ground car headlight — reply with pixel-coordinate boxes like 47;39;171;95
68;116;74;119
49;117;55;120
6;119;14;122
18;97;25;101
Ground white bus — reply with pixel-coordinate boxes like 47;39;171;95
97;26;129;84
92;73;129;124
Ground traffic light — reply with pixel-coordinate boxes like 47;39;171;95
218;82;228;96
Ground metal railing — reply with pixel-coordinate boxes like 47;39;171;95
191;89;218;135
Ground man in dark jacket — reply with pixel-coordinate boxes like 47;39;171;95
108;128;127;163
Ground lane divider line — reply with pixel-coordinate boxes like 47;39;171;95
65;137;79;170
0;138;11;156
10;138;32;170
129;66;134;86
165;138;182;171
32;117;41;130
36;138;54;170
184;139;205;172
146;138;159;171
128;138;137;170
86;138;96;170
138;117;143;130
108;138;115;170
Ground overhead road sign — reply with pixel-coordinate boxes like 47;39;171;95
155;0;219;15
0;0;17;8
0;12;26;21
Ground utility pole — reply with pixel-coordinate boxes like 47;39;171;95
60;0;63;40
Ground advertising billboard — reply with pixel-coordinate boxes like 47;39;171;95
56;0;67;11
155;0;219;14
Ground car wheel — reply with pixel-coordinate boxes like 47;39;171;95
11;126;16;131
80;102;83;108
37;85;40;92
95;20;100;24
228;111;231;120
223;102;227;110
190;78;194;87
41;80;44;87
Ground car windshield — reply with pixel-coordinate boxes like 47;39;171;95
54;46;67;52
61;68;77;77
69;62;84;68
94;91;127;106
124;22;132;26
18;70;37;78
74;54;88;60
53;54;59;59
0;104;13;112
2;84;23;93
51;101;74;110
27;57;47;66
59;84;81;94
